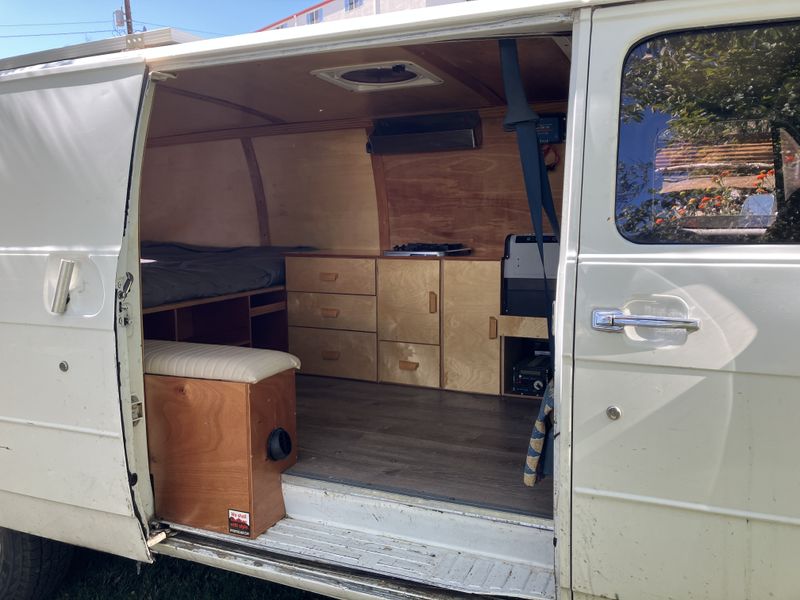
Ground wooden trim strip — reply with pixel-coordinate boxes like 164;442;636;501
142;286;285;314
159;86;286;124
240;137;272;246
145;105;570;149
147;117;373;148
249;301;288;317
369;149;391;252
402;45;505;106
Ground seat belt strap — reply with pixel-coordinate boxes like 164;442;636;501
499;38;560;371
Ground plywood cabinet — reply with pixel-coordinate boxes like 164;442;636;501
145;370;297;539
286;256;377;382
377;259;440;345
442;261;501;395
287;255;541;396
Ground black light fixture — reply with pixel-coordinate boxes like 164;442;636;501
311;61;442;92
340;64;418;85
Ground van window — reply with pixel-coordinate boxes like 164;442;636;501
615;21;800;243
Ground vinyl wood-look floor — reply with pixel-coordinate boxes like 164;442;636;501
289;376;553;518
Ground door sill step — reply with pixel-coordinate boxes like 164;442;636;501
167;518;555;599
281;474;555;567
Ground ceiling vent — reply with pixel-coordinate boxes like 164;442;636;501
311;61;443;93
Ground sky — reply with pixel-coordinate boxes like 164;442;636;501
0;0;316;58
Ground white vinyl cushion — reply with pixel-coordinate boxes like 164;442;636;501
143;340;301;384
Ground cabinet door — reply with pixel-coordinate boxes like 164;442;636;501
377;259;440;344
442;261;500;394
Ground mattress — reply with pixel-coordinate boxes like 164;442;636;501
140;242;305;309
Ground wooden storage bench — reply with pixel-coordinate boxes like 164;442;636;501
143;340;300;539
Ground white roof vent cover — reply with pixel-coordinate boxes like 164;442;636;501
311;61;443;93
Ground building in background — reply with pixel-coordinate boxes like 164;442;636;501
260;0;467;31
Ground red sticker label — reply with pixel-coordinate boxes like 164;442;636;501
228;509;251;536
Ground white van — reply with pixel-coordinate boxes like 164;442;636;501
1;1;799;599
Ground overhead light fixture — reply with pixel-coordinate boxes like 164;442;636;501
311;61;443;92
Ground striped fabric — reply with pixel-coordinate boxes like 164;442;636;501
524;381;554;487
143;339;300;383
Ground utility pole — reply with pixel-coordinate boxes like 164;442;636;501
123;0;134;34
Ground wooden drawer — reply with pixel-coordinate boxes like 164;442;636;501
289;327;376;381
286;257;375;295
287;292;376;332
379;341;440;388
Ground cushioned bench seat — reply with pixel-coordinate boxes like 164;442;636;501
143;340;300;539
143;339;300;383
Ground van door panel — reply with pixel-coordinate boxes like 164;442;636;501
0;59;149;560
573;1;800;598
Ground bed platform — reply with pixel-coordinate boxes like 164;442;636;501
142;285;288;351
139;243;307;351
140;243;296;308
289;375;553;518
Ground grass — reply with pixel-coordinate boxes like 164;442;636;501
54;549;321;600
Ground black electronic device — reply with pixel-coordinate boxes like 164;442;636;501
512;355;552;396
534;114;567;144
367;111;482;155
384;243;472;257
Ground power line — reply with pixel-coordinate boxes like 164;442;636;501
0;29;114;39
0;20;110;27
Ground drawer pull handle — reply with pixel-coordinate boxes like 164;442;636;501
489;316;498;340
319;272;339;282
399;360;419;371
429;291;438;314
320;307;340;318
321;350;340;361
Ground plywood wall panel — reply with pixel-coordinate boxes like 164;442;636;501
140;139;261;247
381;114;565;258
253;129;380;252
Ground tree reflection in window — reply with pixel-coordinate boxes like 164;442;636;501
615;22;800;243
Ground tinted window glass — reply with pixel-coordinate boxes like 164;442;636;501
616;22;800;243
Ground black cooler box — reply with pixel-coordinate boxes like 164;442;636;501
501;234;559;317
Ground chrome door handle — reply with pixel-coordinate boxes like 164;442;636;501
51;259;76;314
592;309;699;332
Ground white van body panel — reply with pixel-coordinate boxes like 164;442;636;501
572;0;800;598
553;7;592;598
0;58;150;561
139;0;644;74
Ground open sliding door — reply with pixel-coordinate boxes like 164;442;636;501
0;56;151;561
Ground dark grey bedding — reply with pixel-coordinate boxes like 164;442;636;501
140;242;304;309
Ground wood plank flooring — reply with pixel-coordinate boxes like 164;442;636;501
289;376;553;518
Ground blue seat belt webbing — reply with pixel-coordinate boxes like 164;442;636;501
499;38;560;371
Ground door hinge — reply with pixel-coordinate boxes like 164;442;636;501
117;272;134;301
118;304;131;327
116;272;134;327
131;394;144;425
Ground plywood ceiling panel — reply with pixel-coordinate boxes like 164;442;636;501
149;91;272;138
148;37;570;139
